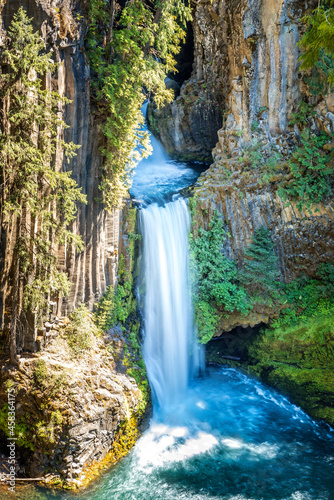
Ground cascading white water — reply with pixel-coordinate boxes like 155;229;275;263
139;198;202;415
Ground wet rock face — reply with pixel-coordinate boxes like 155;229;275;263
180;0;334;284
0;0;121;349
216;0;325;156
148;0;226;162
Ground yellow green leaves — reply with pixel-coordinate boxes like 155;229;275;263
299;2;334;86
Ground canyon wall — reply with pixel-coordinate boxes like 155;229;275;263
0;0;120;351
152;0;334;282
0;3;148;486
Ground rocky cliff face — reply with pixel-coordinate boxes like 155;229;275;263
0;1;148;489
151;0;332;160
155;0;334;283
0;0;120;351
147;0;226;162
194;168;334;283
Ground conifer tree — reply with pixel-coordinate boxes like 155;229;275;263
239;227;280;303
0;9;86;363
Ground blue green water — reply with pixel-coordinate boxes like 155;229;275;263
38;367;334;500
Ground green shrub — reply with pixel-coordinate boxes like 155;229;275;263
190;212;249;343
95;286;117;332
33;359;67;396
278;129;332;210
194;300;219;344
190;213;248;313
62;305;100;356
239;226;280;305
271;265;334;332
0;405;34;450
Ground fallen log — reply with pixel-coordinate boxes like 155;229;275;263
220;355;241;361
0;476;47;482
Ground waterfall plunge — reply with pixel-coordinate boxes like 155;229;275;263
139;198;202;416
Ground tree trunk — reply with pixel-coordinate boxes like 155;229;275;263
9;215;21;365
106;0;116;63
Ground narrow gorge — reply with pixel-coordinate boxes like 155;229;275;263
0;0;334;499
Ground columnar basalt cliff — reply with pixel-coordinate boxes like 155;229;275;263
152;0;334;283
0;0;120;352
174;0;334;428
152;0;332;159
0;0;149;489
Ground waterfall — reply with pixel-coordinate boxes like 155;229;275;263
138;198;202;415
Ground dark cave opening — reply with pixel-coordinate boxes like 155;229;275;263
168;21;194;86
207;324;265;362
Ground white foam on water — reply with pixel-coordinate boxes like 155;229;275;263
134;423;218;472
222;438;278;459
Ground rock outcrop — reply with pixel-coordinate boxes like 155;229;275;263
0;1;148;489
147;0;227;162
0;0;121;352
0;323;144;489
150;0;333;160
194;166;334;282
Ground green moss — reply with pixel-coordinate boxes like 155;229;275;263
35;410;63;445
0;404;35;451
33;360;67;397
207;301;334;426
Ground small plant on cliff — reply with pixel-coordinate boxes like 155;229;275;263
239;227;280;305
0;8;87;363
62;305;101;357
33;359;67;397
274;264;334;330
278;129;333;210
190;212;249;343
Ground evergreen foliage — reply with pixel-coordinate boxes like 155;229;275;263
190;214;248;312
273;265;334;330
190;212;249;343
303;50;334;95
193;300;219;345
0;9;86;361
239;227;279;304
86;0;191;209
